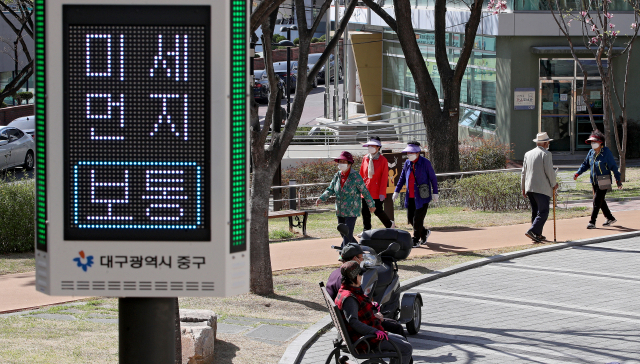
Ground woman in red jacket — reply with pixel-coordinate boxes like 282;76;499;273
358;136;395;238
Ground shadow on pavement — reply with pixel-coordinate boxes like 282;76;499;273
269;293;326;313
212;338;240;363
432;226;485;233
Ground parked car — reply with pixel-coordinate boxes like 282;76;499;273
272;61;317;92
315;53;342;84
7;115;35;138
253;70;285;104
0;126;35;171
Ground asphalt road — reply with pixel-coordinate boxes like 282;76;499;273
257;80;345;127
300;235;640;363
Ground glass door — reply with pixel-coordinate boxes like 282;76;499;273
540;80;572;152
575;79;605;151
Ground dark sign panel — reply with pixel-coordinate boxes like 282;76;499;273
63;6;210;241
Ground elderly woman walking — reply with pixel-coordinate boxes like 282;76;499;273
317;151;376;248
574;130;623;229
392;142;439;247
358;136;395;238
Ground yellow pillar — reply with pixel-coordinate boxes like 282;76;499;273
350;32;382;120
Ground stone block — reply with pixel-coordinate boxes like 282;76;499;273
179;309;217;364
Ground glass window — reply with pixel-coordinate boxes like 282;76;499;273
383;56;405;91
0;130;8;141
579;60;607;77
481;113;496;131
383;42;403;55
383;29;399;41
383;90;403;108
484;37;496;52
451;33;463;48
482;70;497;109
449;49;460;64
459;108;481;127
540;59;574;78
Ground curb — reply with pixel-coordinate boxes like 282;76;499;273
278;229;640;364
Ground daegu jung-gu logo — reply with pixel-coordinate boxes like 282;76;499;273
73;251;94;272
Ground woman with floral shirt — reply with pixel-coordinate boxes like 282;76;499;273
316;151;376;248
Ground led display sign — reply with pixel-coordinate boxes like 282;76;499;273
35;0;249;298
63;8;210;240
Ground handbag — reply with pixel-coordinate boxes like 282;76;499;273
596;175;612;190
418;184;431;199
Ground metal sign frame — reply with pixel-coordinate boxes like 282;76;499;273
35;0;249;297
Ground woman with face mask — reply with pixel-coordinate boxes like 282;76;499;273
317;151;376;247
574;130;623;229
357;136;395;238
392;142;439;247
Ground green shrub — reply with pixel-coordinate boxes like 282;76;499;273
269;229;295;240
459;137;512;172
16;91;33;105
319;34;326;42
0;177;35;253
449;172;529;211
311;37;320;43
293;37;300;46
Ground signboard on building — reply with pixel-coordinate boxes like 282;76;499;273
35;0;249;297
514;88;536;110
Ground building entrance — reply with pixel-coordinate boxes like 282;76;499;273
538;59;605;154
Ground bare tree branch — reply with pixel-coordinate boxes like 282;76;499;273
251;0;289;34
309;0;332;36
453;0;485;82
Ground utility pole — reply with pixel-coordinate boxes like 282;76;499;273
342;25;348;121
333;0;339;122
324;1;331;118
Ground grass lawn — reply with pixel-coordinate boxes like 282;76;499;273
269;205;591;241
559;166;640;201
0;253;35;275
0;244;554;364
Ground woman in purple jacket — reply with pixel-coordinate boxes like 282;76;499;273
392;142;439;247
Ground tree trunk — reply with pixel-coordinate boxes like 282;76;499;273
249;167;275;295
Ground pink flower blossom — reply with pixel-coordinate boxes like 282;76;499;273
632;23;638;30
591;25;597;32
580;11;587;17
609;23;616;29
591;37;599;44
605;13;614;19
585;18;591;23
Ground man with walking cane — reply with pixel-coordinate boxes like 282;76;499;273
521;132;559;243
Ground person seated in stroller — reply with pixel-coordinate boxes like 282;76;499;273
335;261;413;364
327;243;407;339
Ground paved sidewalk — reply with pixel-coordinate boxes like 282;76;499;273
270;207;640;271
299;235;640;363
2;201;639;313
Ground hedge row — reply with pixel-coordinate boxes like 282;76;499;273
0;178;35;254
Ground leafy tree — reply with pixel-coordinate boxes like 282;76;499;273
361;0;485;173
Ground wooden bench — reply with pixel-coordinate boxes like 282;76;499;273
319;282;402;364
268;209;308;236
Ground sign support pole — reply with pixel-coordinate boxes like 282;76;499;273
119;297;176;364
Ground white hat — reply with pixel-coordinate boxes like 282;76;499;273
362;137;382;147
533;132;553;143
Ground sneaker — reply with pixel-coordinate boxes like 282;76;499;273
603;218;617;227
420;229;431;245
587;223;596;229
525;230;541;243
539;235;547;241
390;221;396;229
412;240;421;248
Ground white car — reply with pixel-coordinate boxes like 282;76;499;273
0;126;35;171
7;115;35;138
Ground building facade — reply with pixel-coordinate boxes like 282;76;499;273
338;1;639;159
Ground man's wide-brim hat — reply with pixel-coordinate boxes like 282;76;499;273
533;132;553;143
585;132;604;144
334;150;354;163
402;144;421;154
362;138;382;148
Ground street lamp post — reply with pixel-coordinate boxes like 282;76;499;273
279;25;297;118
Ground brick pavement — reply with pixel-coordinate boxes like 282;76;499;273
298;236;640;363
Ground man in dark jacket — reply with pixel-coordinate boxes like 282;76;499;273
327;243;407;339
